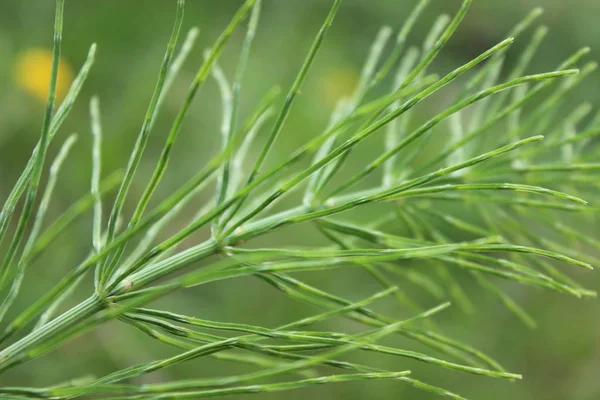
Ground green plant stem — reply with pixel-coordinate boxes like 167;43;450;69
223;38;515;237
214;0;261;228
0;135;77;324
0;295;104;373
219;0;343;230
97;0;186;288
0;0;65;291
0;43;96;253
328;70;576;197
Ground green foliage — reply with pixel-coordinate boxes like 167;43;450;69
0;0;597;398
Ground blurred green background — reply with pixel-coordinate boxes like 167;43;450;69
0;0;598;399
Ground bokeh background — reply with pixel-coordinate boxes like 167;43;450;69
0;0;598;399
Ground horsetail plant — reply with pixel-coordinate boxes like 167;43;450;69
0;0;597;398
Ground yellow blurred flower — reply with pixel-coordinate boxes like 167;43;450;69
13;48;74;103
320;67;359;108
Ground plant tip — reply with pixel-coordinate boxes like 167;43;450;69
532;7;544;16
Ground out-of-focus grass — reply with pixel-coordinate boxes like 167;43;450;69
0;1;598;399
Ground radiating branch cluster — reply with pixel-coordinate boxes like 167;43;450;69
0;0;597;398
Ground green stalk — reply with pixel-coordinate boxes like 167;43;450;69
223;38;515;237
90;97;104;290
0;295;103;372
0;0;65;290
0;43;96;252
328;70;577;197
101;0;257;288
97;0;186;288
0;135;77;323
214;0;262;226
219;0;343;229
